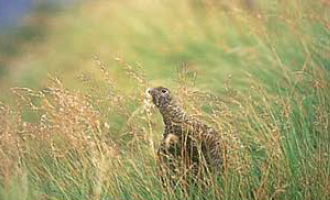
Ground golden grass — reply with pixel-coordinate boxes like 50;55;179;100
1;59;329;199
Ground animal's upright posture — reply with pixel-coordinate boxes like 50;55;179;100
147;86;223;191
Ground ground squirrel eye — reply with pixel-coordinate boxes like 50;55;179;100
161;89;167;93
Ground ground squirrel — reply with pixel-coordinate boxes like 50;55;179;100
147;86;223;190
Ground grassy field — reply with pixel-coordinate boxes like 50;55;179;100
0;0;330;199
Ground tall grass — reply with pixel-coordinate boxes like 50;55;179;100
1;62;329;199
0;0;330;199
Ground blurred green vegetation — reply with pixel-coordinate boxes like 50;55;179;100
0;0;325;93
0;0;329;199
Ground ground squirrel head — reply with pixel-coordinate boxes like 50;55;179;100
146;87;174;109
146;87;187;125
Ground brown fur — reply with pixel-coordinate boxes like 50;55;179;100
147;87;223;194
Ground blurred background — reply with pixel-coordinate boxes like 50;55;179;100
0;0;79;93
0;0;329;98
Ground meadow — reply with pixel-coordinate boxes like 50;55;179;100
0;0;329;199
